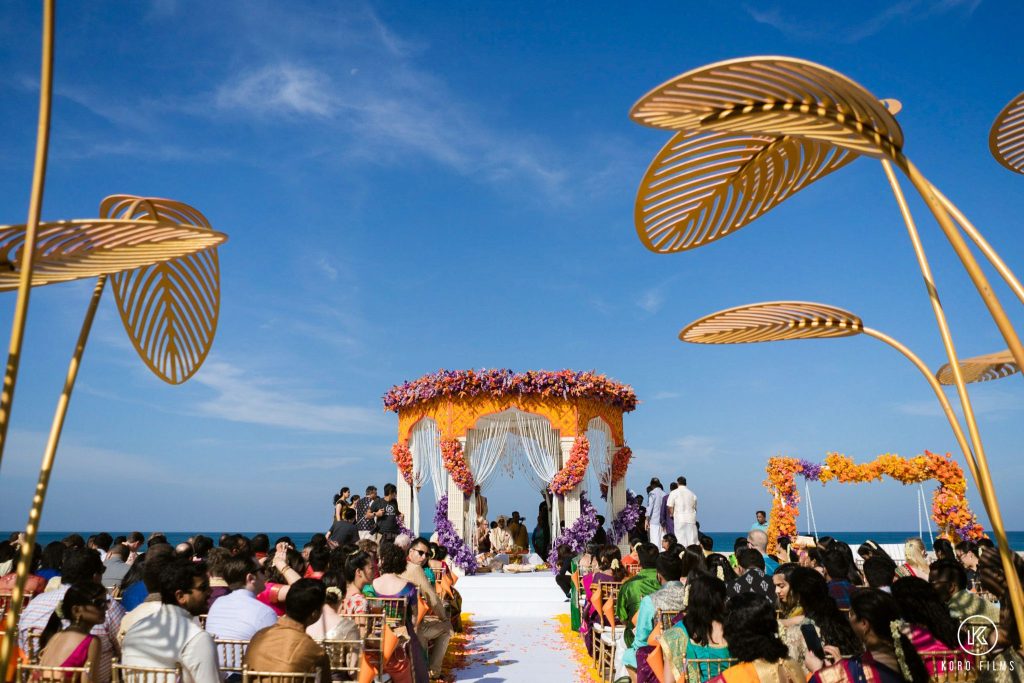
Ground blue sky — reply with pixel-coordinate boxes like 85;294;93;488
0;0;1022;535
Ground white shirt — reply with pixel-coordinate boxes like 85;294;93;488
205;588;278;641
118;596;162;644
122;604;220;683
667;486;698;524
18;583;125;683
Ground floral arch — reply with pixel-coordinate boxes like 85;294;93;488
763;451;984;555
384;369;637;568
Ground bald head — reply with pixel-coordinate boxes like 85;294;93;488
747;529;768;553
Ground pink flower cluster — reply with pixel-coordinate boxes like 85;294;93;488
440;439;474;495
382;368;638;413
549;435;589;496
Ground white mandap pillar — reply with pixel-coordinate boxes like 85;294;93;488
447;436;468;542
611;451;628;553
561;436;581;528
397;470;413;532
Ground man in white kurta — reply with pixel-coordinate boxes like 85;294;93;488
667;476;698;546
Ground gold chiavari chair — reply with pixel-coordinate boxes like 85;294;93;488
340;611;387;681
112;662;182;683
626;564;641;577
17;663;89;683
919;650;978;683
1;594;32;624
365;598;406;629
24;628;44;664
215;639;250;674
320;638;363;680
659;609;682;631
686;657;738;683
592;581;624;682
198;614;208;629
240;668;319;683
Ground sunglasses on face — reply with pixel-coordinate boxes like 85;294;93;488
410;548;426;556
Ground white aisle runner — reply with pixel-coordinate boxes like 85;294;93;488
453;572;580;681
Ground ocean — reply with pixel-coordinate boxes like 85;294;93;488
11;529;1024;552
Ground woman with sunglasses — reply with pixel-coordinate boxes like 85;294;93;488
37;582;108;682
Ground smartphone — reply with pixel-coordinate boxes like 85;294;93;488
801;623;826;661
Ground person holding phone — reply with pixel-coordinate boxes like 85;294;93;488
780;567;861;675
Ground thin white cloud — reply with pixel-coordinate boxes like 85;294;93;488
215;64;335;117
893;389;1023;419
651;391;681;400
638;288;665;314
191;360;388;434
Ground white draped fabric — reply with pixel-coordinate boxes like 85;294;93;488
585;417;614;534
409;418;442;536
464;408;561;550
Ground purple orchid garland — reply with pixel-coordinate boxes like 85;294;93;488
434;494;478;575
610;489;641;543
548;493;598;572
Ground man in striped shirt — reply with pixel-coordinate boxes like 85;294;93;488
18;548;125;683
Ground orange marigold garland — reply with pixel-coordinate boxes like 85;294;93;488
392;442;413;486
550;435;589;496
764;451;984;554
440;438;474;496
600;445;632;499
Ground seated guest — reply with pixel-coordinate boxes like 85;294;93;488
305;544;330;580
205;547;232;609
205;555;278;641
746;529;778;575
305;571;344;640
863;556;897;593
660;534;677;553
19;548;124;683
771;564;799;618
705;553;737;584
193;535;214;561
121;558;218;683
117;543;176;643
582;545;627;654
342;550;372;615
101;544;130;590
933;539;955;562
857;540;893;563
625;552;688;681
727;548;776;603
476;517;491;554
367;541;429;682
246;579;331;683
37;582;107;682
616;543;662;652
508;511;530;551
489;517;513;554
402;536;451;679
661;571;731;683
781;567;860;674
822;550;856;609
956;542;980;586
928;559;999;624
36;542;65;582
892;577;973;677
804;588;929;683
896;538;931;579
0;543;46;597
257;542;307;616
707;593;803;683
326;507;360;548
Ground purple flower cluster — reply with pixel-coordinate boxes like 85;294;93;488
433;495;478;575
610;490;641;543
799;459;824;482
548;494;599;571
382;368;639;413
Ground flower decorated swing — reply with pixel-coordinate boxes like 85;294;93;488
384;369;638;572
763;451;984;555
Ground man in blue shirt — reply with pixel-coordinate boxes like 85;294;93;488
750;510;769;533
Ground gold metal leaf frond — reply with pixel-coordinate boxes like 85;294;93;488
0;219;225;291
990;92;1024;174
635;130;857;253
631;56;903;159
101;195;223;385
935;350;1018;385
680;301;863;345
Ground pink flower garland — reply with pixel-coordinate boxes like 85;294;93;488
550;435;589;496
391;442;413;486
440;439;474;495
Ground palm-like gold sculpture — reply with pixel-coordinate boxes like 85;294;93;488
936;350;1019;385
0;2;228;671
990;92;1024;174
633;56;1024;635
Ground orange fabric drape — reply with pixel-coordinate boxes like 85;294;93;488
357;653;378;683
648;642;666;683
602;598;616;626
382;623;399;663
590;586;604;616
416;594;429;627
439;573;455;599
647;622;663;646
571;570;580;593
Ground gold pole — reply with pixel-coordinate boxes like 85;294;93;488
0;0;55;470
881;159;1024;643
0;275;106;677
927;185;1024;307
860;327;982;485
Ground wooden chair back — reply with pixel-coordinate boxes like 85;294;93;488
919;650;977;683
593;581;623;626
320;638;362;677
16;663;90;683
658;609;682;631
214;638;249;673
366;597;406;628
112;662;182;683
23;628;44;665
241;669;319;683
686;657;737;683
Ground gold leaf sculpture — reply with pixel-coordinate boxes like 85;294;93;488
636;130;856;253
679;301;862;344
990;92;1024;174
101;196;222;384
630;56;904;159
936;350;1019;385
0;219;224;290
